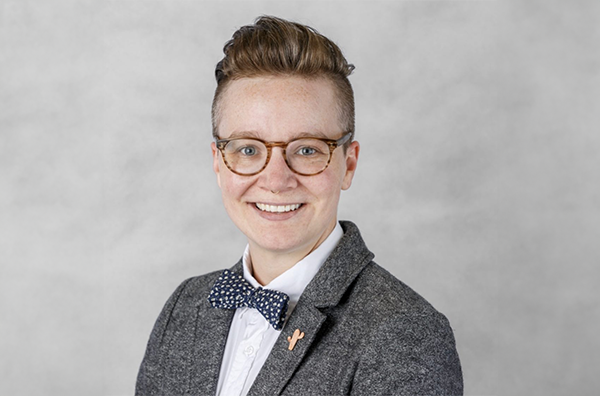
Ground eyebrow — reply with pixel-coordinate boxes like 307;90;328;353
226;130;260;139
225;131;330;140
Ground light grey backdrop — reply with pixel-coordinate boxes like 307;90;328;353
1;1;598;395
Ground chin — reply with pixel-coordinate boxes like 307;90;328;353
249;231;308;254
256;235;301;251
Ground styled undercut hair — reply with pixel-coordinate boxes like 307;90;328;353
211;16;355;145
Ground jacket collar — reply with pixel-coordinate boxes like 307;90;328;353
227;220;374;307
300;220;375;308
247;220;374;395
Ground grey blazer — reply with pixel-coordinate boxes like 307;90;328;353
136;221;463;395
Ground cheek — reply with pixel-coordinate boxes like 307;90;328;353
322;157;347;190
310;171;343;206
220;172;254;201
320;159;347;205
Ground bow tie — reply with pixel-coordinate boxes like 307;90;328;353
208;269;290;330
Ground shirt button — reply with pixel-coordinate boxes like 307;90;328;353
244;345;255;356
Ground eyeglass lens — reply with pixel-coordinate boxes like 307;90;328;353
223;138;331;175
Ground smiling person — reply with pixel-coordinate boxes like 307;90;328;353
136;16;463;396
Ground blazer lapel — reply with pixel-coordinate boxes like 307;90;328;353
186;263;242;395
247;303;327;396
247;221;375;395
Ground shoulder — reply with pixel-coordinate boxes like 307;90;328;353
138;270;228;360
136;269;231;394
351;261;446;320
348;262;463;395
177;270;223;294
353;261;457;355
164;269;224;308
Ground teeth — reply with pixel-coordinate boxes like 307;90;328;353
256;203;301;213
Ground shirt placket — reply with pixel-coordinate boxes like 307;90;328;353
220;309;269;396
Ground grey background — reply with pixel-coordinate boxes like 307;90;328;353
1;1;598;395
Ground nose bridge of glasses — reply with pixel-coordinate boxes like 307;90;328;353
266;141;289;151
264;142;290;169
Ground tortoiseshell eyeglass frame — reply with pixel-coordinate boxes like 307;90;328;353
215;132;352;176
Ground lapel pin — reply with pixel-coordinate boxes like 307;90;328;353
287;328;305;351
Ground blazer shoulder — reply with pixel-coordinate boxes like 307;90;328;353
147;270;227;341
349;262;463;395
136;269;234;395
177;270;223;297
355;261;447;319
176;262;243;300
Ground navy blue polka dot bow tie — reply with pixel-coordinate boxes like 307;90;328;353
208;269;290;330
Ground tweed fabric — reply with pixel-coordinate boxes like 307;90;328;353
136;221;463;395
208;269;290;330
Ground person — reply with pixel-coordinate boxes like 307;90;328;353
136;15;463;396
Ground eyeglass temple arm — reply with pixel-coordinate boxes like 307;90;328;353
332;132;352;147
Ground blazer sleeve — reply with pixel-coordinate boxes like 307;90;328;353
350;311;463;396
135;278;193;396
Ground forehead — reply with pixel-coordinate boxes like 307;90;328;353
217;76;341;139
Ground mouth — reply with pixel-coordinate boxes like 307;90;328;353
255;203;303;213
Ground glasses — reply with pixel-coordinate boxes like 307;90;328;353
215;132;352;176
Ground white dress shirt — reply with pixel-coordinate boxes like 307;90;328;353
216;222;343;396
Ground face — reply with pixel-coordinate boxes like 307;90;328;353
212;76;359;260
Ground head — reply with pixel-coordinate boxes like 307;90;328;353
211;15;355;147
211;16;359;268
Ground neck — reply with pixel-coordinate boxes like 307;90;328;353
248;223;336;286
248;250;303;286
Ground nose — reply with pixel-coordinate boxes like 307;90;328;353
257;147;298;193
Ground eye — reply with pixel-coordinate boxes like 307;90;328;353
299;147;316;156
238;145;258;156
296;146;317;156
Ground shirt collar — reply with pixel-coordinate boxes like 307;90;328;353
242;222;343;306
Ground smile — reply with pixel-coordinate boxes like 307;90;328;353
255;203;302;213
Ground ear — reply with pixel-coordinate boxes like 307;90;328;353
211;142;222;189
341;141;360;190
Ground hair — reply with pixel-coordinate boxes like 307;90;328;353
211;16;355;146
